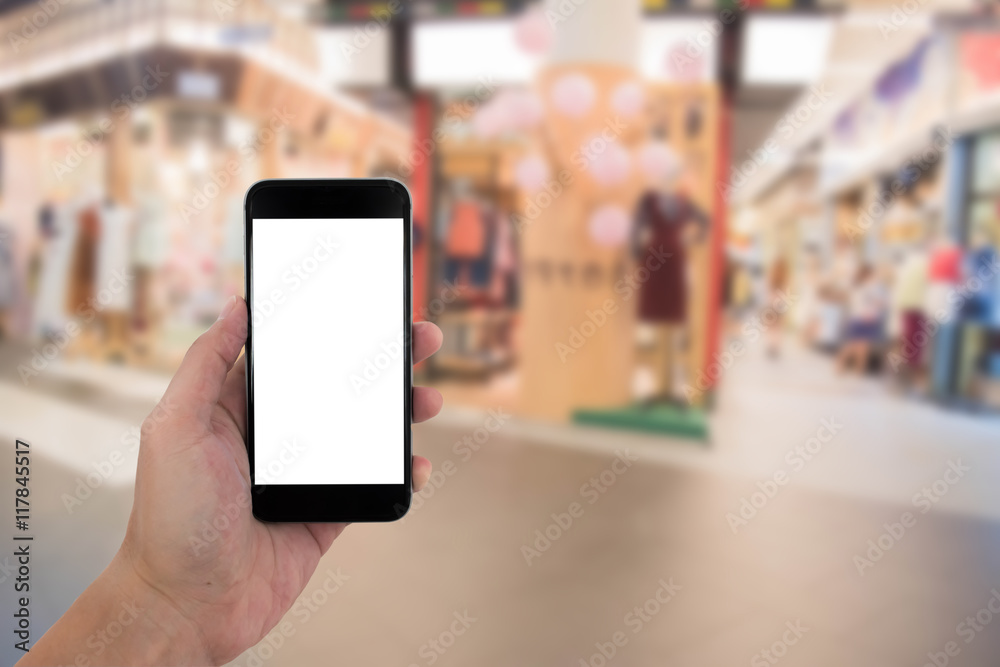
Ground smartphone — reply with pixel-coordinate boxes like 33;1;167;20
244;179;412;522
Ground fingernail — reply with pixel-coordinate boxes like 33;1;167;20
218;295;238;321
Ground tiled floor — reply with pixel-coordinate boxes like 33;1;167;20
2;337;1000;665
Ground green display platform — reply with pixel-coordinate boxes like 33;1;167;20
572;404;709;441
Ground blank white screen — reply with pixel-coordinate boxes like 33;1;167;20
252;218;404;485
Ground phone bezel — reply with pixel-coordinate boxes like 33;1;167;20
244;179;413;522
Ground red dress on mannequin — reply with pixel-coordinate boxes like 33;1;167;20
632;191;708;323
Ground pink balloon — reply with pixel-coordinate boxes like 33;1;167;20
472;103;504;139
589;205;631;247
493;90;544;131
611;81;645;118
588;139;631;187
515;154;550;192
638;142;682;182
510;91;545;130
551;73;596;118
515;6;553;55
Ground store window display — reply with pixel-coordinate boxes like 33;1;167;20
432;174;519;381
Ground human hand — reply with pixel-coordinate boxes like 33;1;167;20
19;296;443;666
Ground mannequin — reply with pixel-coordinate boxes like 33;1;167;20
632;154;708;406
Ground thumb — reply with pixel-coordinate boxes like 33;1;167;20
161;296;248;426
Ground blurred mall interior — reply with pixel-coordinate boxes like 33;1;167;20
2;0;1000;665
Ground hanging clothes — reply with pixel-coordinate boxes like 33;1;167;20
443;198;490;288
0;223;16;310
66;206;100;315
926;241;962;318
632;191;708;323
445;199;485;259
962;245;999;324
491;212;518;306
96;203;134;311
133;192;169;269
34;202;78;336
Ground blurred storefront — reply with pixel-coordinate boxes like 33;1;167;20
0;0;410;371
736;12;1000;411
372;1;736;439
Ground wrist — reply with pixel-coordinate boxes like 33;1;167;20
97;551;216;666
17;551;216;667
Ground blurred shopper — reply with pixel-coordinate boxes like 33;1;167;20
766;255;788;359
925;227;963;394
726;256;754;338
814;282;844;354
838;264;888;374
890;240;930;388
795;247;823;346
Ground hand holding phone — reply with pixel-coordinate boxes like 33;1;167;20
20;303;444;667
17;180;444;667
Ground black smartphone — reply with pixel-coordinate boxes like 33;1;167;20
244;179;412;522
